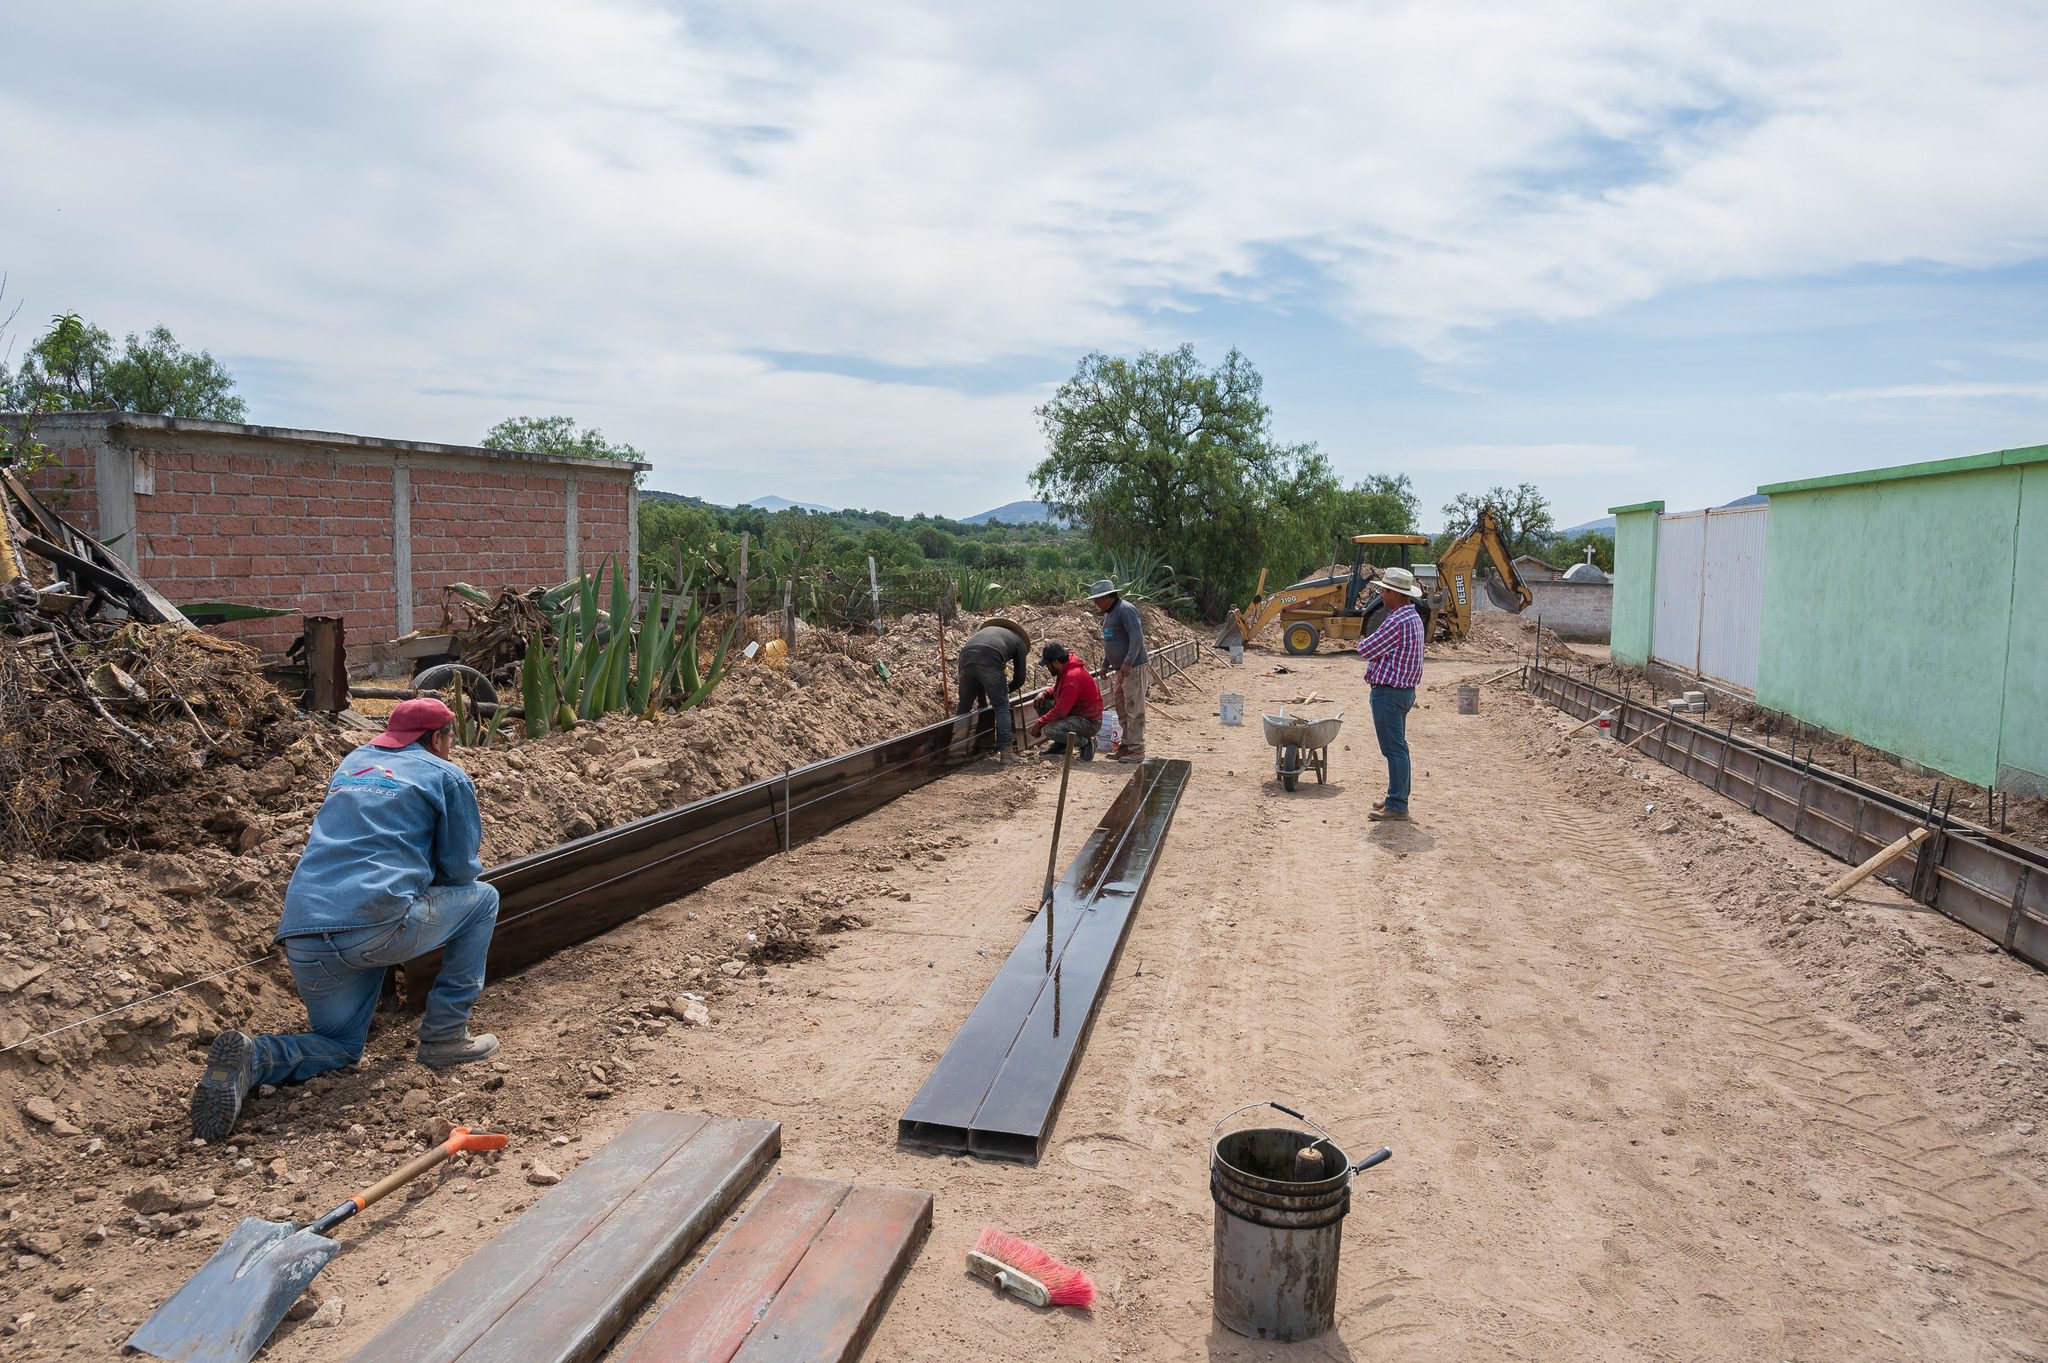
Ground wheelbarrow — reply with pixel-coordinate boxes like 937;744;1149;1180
1263;712;1343;792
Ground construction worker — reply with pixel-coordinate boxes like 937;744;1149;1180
1087;579;1148;761
1355;567;1426;822
190;697;501;1140
954;617;1030;760
1029;642;1102;760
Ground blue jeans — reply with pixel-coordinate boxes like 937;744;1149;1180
1370;685;1416;811
955;653;1015;749
255;882;500;1086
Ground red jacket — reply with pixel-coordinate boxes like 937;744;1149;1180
1038;656;1103;727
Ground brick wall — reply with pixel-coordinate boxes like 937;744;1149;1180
17;414;642;656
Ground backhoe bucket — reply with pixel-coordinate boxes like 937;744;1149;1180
1213;613;1246;652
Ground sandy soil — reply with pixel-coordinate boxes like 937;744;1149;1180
6;649;2047;1360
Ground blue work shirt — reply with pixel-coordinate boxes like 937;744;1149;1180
1101;599;1149;670
278;742;485;939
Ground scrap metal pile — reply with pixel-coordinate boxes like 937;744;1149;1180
0;470;300;858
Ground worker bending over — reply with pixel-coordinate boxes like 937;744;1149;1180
1355;568;1425;821
954;617;1030;760
1087;579;1148;761
190;698;501;1140
1030;642;1102;760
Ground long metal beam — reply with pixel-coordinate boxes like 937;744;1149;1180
898;757;1193;1163
398;640;1199;994
1526;664;2047;970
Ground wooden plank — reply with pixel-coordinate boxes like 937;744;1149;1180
1824;827;1931;899
349;1112;779;1363
616;1176;932;1363
899;759;1192;1163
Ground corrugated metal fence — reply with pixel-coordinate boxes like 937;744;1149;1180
1651;504;1768;691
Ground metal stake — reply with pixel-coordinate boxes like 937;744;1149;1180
1042;744;1074;971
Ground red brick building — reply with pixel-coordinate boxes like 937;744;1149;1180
19;412;642;651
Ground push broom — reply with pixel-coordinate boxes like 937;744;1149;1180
966;1225;1096;1309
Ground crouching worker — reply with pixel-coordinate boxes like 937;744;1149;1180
190;698;501;1140
1030;643;1102;761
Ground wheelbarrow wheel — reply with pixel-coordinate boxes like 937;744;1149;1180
1279;744;1300;792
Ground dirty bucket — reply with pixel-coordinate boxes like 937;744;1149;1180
1210;1103;1392;1342
1456;684;1478;715
1219;693;1245;726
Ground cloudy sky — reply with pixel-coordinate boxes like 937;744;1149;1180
5;1;2046;526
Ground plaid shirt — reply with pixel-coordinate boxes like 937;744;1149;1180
1356;603;1423;688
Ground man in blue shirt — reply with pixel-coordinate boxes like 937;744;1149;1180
190;698;501;1140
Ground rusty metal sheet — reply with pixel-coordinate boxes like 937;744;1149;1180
898;758;1193;1163
615;1176;932;1363
1527;665;2048;971
347;1112;779;1363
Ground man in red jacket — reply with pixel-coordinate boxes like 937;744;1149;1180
1030;643;1103;761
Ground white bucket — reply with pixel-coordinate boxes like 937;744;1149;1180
1219;693;1245;726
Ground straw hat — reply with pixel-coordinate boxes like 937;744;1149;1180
1084;579;1119;601
984;616;1030;646
1377;567;1424;599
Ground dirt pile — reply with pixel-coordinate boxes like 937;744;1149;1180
0;625;313;859
1434;611;1572;662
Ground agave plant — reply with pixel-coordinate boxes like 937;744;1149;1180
1106;550;1193;614
516;558;736;740
954;569;1007;613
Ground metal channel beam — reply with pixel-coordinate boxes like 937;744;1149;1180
898;757;1192;1163
1527;666;2048;970
398;638;1199;994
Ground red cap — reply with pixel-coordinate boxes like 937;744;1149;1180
370;697;457;749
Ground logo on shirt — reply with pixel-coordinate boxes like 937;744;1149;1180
330;764;403;795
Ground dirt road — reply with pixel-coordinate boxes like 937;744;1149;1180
25;650;2048;1360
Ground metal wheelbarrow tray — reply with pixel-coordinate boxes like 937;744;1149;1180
1263;713;1343;792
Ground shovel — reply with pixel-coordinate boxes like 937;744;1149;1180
126;1125;508;1363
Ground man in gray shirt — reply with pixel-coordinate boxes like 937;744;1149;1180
954;617;1030;759
1087;580;1148;760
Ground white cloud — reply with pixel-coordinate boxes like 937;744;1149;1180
1792;381;2048;402
3;0;2046;508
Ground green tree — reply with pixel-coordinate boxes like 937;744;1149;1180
483;415;644;480
1547;528;1614;574
1439;482;1555;559
4;313;246;420
1032;345;1338;617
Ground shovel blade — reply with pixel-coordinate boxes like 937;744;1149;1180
125;1218;341;1363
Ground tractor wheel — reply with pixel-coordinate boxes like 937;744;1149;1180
1282;622;1322;656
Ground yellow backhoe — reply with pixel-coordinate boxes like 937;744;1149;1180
1212;507;1533;654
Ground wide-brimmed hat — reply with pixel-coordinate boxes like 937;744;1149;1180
1377;567;1424;599
984;616;1030;646
1084;579;1119;601
371;696;456;749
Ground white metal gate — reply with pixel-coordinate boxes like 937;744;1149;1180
1651;504;1767;691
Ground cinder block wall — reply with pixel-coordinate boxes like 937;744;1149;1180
20;413;641;654
1525;581;1612;642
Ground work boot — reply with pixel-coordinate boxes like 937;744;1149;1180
190;1030;255;1141
1368;807;1411;822
1078;739;1095;762
417;1032;499;1069
1113;747;1146;763
1045;740;1069;756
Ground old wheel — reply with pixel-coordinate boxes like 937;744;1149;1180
1280;744;1301;792
1283;622;1322;656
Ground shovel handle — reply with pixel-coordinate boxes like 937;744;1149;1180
310;1127;509;1235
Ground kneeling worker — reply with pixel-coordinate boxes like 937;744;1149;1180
1030;643;1102;760
191;697;502;1140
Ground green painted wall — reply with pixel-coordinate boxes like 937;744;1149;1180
2000;462;2048;794
1608;502;1661;665
1757;462;2025;787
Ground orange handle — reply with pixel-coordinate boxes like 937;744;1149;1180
349;1126;508;1212
447;1126;510;1157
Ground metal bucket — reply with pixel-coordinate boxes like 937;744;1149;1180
1456;684;1478;715
1219;693;1245;726
1210;1104;1392;1342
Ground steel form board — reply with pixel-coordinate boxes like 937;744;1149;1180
1528;666;2048;970
898;757;1192;1162
614;1175;931;1363
347;1112;779;1363
399;639;1198;994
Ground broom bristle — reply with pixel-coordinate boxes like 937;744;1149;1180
972;1225;1096;1309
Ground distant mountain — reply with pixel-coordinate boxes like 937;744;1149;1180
962;500;1058;525
741;495;838;513
639;489;711;507
1721;493;1768;508
1556;516;1616;537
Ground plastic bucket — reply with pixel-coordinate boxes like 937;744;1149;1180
1219;693;1245;726
1456;684;1478;715
1211;1117;1352;1341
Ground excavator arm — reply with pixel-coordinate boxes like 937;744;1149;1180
1428;506;1532;642
1213;568;1274;650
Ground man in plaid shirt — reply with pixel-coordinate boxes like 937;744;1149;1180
1355;566;1426;821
